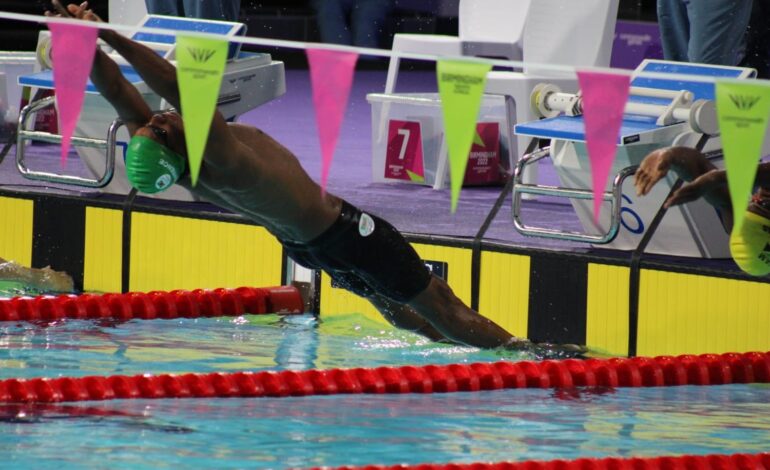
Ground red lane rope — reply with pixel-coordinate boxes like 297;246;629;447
1;351;768;403
0;286;304;322
315;452;770;470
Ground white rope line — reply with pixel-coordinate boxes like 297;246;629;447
1;9;770;87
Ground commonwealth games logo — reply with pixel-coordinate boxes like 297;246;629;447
187;47;216;63
729;94;761;110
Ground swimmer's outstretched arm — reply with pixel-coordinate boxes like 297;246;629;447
84;8;233;148
49;2;233;147
634;146;742;231
635;147;732;214
48;1;178;111
46;1;152;134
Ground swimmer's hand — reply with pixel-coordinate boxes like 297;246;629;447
505;338;588;360
664;168;726;208
34;266;75;293
45;1;102;23
0;261;74;293
634;148;675;197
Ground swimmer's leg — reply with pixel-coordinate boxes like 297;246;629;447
371;277;586;357
326;269;450;343
405;274;516;349
367;293;449;343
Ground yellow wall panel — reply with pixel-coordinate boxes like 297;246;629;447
129;213;282;292
83;207;123;293
413;243;473;304
586;264;630;357
478;251;530;339
0;196;33;266
638;270;770;356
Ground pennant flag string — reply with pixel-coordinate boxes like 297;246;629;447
0;9;751;85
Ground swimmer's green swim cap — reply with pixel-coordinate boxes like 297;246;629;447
730;210;770;276
125;135;186;194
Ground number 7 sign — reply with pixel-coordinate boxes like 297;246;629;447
384;120;425;182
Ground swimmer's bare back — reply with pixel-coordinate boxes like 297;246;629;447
177;122;342;242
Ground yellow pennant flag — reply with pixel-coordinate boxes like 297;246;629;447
176;34;228;186
716;80;770;233
437;59;492;212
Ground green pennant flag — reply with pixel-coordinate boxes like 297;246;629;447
716;80;770;233
437;59;492;212
175;34;228;186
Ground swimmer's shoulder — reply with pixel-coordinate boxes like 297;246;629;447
227;122;267;134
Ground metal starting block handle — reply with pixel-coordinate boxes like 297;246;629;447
512;146;638;244
15;96;120;188
530;83;718;135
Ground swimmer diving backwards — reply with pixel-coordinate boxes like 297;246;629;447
47;1;584;356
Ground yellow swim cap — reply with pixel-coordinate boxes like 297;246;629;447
125;136;186;194
730;210;770;276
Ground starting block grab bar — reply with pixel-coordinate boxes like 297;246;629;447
512;146;638;244
16;96;121;188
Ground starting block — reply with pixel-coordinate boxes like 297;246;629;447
512;59;759;258
14;15;286;200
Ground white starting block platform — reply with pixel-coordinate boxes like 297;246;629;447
512;60;760;258
14;15;285;200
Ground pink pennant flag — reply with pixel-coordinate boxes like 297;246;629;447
49;23;99;167
306;48;358;194
577;71;630;223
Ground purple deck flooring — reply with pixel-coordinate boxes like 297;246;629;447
0;69;739;270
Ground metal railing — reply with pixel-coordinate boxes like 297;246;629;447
511;145;638;244
15;96;121;188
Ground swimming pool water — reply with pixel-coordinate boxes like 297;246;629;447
1;384;768;469
1;305;768;468
0;313;530;379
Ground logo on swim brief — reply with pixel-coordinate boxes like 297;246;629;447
359;213;375;237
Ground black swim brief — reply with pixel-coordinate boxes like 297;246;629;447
281;200;432;303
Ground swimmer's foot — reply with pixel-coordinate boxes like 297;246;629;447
505;338;588;360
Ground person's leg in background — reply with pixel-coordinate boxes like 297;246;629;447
182;0;242;21
350;0;394;48
656;0;691;62
311;0;355;45
741;0;770;77
686;0;753;65
144;0;182;16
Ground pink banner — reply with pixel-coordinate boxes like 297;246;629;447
49;23;99;166
577;71;630;222
306;48;359;194
463;122;501;186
